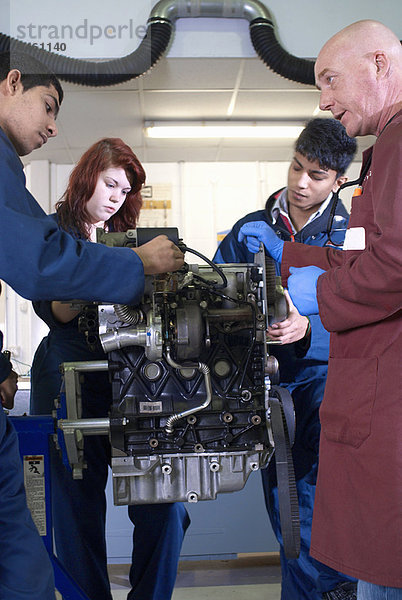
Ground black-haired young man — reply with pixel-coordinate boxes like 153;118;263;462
0;51;184;600
214;118;357;600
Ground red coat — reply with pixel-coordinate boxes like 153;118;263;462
281;110;402;587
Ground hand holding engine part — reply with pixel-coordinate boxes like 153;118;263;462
238;221;285;262
132;234;185;274
267;290;310;345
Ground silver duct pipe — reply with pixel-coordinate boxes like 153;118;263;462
100;325;148;353
150;0;271;23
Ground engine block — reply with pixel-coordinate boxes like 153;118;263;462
59;229;289;506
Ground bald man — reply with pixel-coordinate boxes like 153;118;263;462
238;20;402;600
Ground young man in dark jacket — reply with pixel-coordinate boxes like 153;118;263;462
0;51;184;600
215;118;357;600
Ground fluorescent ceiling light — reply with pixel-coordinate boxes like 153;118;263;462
144;122;304;139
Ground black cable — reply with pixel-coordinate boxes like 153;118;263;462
326;179;359;247
326;156;372;247
181;245;228;289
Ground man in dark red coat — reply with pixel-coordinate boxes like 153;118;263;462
238;20;402;600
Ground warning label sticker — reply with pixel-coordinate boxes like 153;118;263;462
23;455;47;536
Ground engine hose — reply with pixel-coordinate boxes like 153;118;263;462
113;304;142;325
250;19;315;85
0;20;173;87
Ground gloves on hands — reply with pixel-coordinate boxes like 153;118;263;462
287;266;325;316
237;222;324;316
238;221;284;263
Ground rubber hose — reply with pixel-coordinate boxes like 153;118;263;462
0;20;173;87
250;19;315;85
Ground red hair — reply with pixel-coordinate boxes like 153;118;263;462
55;138;145;238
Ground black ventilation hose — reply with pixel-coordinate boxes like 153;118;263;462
250;19;315;85
0;19;173;87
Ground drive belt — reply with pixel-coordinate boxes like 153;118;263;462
269;385;300;559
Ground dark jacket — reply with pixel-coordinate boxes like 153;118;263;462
213;188;349;384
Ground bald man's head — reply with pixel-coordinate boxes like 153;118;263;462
320;21;401;61
315;20;402;137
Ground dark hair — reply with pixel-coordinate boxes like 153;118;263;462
295;118;357;175
0;51;63;105
56;138;145;238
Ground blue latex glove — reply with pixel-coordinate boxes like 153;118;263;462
287;266;325;316
238;221;284;262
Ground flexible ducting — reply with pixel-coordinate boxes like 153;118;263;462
250;19;314;84
0;0;315;86
0;21;173;86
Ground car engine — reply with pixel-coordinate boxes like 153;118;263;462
58;228;293;507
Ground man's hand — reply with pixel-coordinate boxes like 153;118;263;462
288;266;325;316
268;290;310;344
238;221;284;262
0;370;18;410
133;235;185;274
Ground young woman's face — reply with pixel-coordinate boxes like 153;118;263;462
86;167;131;224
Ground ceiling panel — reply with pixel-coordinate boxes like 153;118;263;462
143;57;245;90
232;90;320;120
143;90;234;119
240;59;313;91
24;56;371;165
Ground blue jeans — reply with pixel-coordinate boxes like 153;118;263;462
358;581;402;599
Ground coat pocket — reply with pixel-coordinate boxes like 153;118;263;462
320;357;378;448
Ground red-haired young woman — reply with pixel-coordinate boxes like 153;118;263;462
30;138;190;600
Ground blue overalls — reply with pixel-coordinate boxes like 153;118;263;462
30;217;190;600
214;189;356;600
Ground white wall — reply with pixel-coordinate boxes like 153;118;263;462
1;162;52;376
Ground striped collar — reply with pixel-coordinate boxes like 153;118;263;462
271;188;333;234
